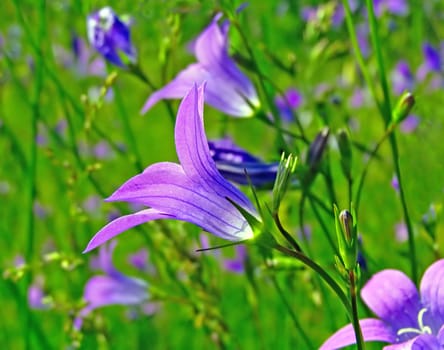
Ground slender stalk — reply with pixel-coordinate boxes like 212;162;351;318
114;88;144;172
307;195;338;255
269;274;313;349
348;269;365;350
12;1;46;349
273;212;302;252
272;244;353;319
355;124;395;212
231;19;289;152
365;0;418;283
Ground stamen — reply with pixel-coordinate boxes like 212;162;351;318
397;308;432;337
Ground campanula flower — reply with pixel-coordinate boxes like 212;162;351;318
141;15;259;117
275;88;303;123
87;7;136;68
416;43;443;90
320;259;444;349
208;138;279;187
85;84;259;253
374;0;409;17
76;241;148;329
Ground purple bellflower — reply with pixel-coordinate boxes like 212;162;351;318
76;241;148;329
392;60;415;95
87;7;136;68
141;15;259;117
320;259;444;349
208;137;279;187
85;84;259;253
275;88;303;123
416;43;443;88
374;0;409;17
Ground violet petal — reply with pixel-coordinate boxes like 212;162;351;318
361;269;421;333
319;318;395;350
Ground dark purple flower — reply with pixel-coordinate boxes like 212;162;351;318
85;84;259;253
28;277;51;310
395;222;408;243
222;245;247;274
76;241;148;329
392;60;415;95
127;248;150;272
275;88;303;123
417;43;443;84
400;115;420;133
320;259;444;349
391;175;400;192
374;0;409;17
423;44;442;72
54;36;106;77
87;7;136;68
208;138;279;187
141;15;259;117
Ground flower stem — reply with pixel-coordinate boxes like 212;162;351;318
365;0;418;284
348;269;365;350
272;244;354;326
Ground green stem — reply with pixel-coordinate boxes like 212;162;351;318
13;0;46;348
365;0;418;283
269;274;313;348
341;0;384;117
231;20;289;152
349;269;365;350
114;88;144;172
272;244;353;320
273;212;302;252
307;194;338;255
355;124;395;212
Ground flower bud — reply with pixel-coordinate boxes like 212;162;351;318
272;153;298;212
334;206;358;270
307;127;330;170
392;92;415;125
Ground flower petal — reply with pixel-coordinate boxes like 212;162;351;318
83;274;148;311
174;84;258;216
84;209;174;252
141;64;209;114
107;162;253;241
420;259;444;334
193;17;259;113
361;269;421;334
411;334;440;350
319;318;395;350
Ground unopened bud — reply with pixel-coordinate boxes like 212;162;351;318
307;127;330;171
392;92;415;125
334;206;357;270
272;153;298;212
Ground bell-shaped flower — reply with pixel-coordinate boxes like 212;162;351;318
87;7;136;68
141;15;259;117
208;138;278;187
320;259;444;349
75;241;149;329
85;84;259;253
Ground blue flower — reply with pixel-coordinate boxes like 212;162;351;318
208;138;279;187
85;84;259;253
141;15;259;117
87;7;136;68
75;241;149;329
